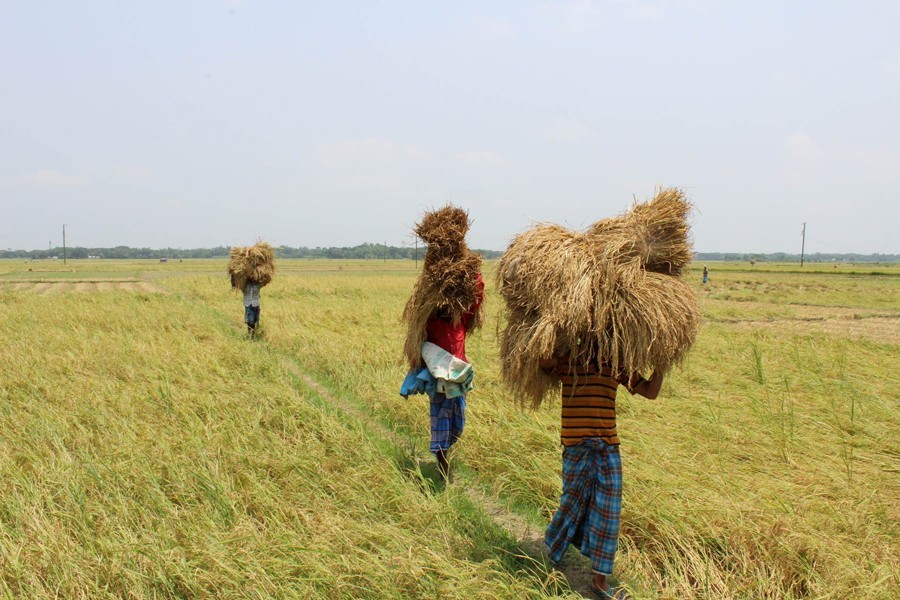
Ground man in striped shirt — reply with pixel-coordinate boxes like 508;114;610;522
541;356;664;599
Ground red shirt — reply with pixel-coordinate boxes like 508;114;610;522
425;273;484;362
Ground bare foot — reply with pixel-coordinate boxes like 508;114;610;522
591;574;609;595
436;450;450;482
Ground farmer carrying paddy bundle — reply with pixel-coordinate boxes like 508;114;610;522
227;242;275;336
496;187;700;599
400;205;484;482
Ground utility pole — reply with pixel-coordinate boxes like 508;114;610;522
415;238;418;270
63;224;67;265
800;222;806;267
384;240;387;263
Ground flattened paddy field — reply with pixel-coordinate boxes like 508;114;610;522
1;259;897;598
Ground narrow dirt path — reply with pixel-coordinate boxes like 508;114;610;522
155;276;605;598
279;356;601;599
280;358;410;451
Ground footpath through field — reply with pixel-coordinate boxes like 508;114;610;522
161;278;602;598
279;353;599;598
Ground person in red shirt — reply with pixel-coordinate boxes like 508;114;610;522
425;273;484;363
424;272;484;479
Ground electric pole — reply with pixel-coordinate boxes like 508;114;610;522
800;222;806;267
63;224;67;265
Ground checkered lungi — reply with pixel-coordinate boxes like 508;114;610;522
429;392;466;454
544;438;622;575
244;305;260;326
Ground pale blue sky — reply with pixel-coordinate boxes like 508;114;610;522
2;1;898;253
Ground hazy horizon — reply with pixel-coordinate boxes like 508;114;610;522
2;2;898;255
4;239;897;258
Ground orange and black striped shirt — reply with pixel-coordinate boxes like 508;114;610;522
557;362;634;447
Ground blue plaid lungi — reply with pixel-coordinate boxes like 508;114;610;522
429;392;465;454
545;438;622;575
244;305;260;326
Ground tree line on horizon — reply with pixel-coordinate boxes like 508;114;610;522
0;243;503;261
0;244;896;263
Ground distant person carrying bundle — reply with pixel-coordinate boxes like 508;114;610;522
399;205;484;482
496;187;701;598
228;242;275;336
242;279;262;334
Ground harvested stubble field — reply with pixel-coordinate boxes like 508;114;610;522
0;258;897;599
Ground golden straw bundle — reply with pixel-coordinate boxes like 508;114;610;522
589;186;694;276
402;205;484;369
496;187;700;407
228;242;275;290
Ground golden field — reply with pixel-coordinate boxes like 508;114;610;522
1;258;897;599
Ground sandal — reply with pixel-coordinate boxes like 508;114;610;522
591;583;631;600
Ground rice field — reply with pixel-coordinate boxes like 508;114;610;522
0;258;897;599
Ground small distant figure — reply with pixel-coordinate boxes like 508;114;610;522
702;266;709;284
243;279;262;335
228;242;275;336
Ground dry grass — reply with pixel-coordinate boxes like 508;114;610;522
0;279;559;599
250;261;898;599
1;258;897;598
497;188;700;406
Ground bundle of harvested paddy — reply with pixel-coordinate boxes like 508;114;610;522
588;186;693;276
402;205;484;369
496;187;700;407
415;204;470;251
228;242;275;290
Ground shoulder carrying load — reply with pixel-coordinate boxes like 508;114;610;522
402;205;484;369
228;242;275;291
496;187;701;407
